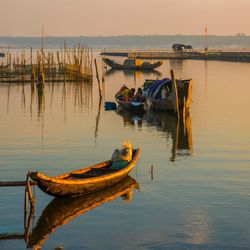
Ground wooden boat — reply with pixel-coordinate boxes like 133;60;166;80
27;176;138;249
143;78;192;112
103;57;162;70
115;96;146;112
30;148;140;197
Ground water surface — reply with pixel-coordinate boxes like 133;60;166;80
0;57;250;249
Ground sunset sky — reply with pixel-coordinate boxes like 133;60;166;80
0;0;249;36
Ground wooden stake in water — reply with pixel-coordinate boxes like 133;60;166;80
151;165;154;180
94;59;102;100
170;69;180;120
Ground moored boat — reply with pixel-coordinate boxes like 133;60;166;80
143;77;192;112
103;57;162;70
115;95;146;112
30;148;140;197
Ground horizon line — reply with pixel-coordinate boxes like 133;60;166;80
0;34;249;38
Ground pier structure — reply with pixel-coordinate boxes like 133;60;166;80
101;49;250;63
0;46;93;84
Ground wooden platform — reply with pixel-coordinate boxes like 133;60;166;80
101;50;250;63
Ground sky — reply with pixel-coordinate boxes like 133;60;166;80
0;0;250;36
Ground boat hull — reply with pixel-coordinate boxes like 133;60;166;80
103;58;162;70
115;97;146;112
146;79;192;112
31;148;140;197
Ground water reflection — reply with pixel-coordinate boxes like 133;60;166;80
115;108;193;161
169;60;185;77
169;59;184;71
95;98;102;140
104;68;161;78
184;209;211;245
27;176;139;249
104;68;161;88
4;80;93;120
37;83;45;117
115;107;145;128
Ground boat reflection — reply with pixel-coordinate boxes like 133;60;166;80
146;110;193;161
115;106;146;128
116;108;193;161
104;68;161;77
27;176;139;249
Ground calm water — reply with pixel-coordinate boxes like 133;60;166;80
0;56;250;250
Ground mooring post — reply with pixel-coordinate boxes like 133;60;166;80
94;59;102;100
151;165;154;180
9;53;12;82
25;171;35;208
170;69;180;120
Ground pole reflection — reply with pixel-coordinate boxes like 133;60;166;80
115;108;193;161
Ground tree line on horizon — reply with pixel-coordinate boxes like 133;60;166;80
0;35;249;49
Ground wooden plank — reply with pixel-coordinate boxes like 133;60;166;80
0;233;24;240
0;181;36;187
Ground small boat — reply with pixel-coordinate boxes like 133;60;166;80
30;148;140;197
103;57;162;70
27;176;138;249
143;77;192;112
115;95;146;112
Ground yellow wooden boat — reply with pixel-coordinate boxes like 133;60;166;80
30;148;140;197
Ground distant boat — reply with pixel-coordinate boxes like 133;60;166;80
103;57;162;70
143;78;192;112
30;148;140;197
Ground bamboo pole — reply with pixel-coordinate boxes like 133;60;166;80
170;69;180;120
21;51;24;82
151;165;154;180
24;188;28;231
9;53;12;82
0;47;92;84
56;51;60;81
51;52;54;82
25;171;35;208
30;47;33;66
94;58;102;100
0;233;24;240
80;48;83;81
64;40;66;66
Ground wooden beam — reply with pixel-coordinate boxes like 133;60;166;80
0;181;36;187
0;233;24;240
170;69;180;120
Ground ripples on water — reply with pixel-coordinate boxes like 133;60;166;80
0;57;250;249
